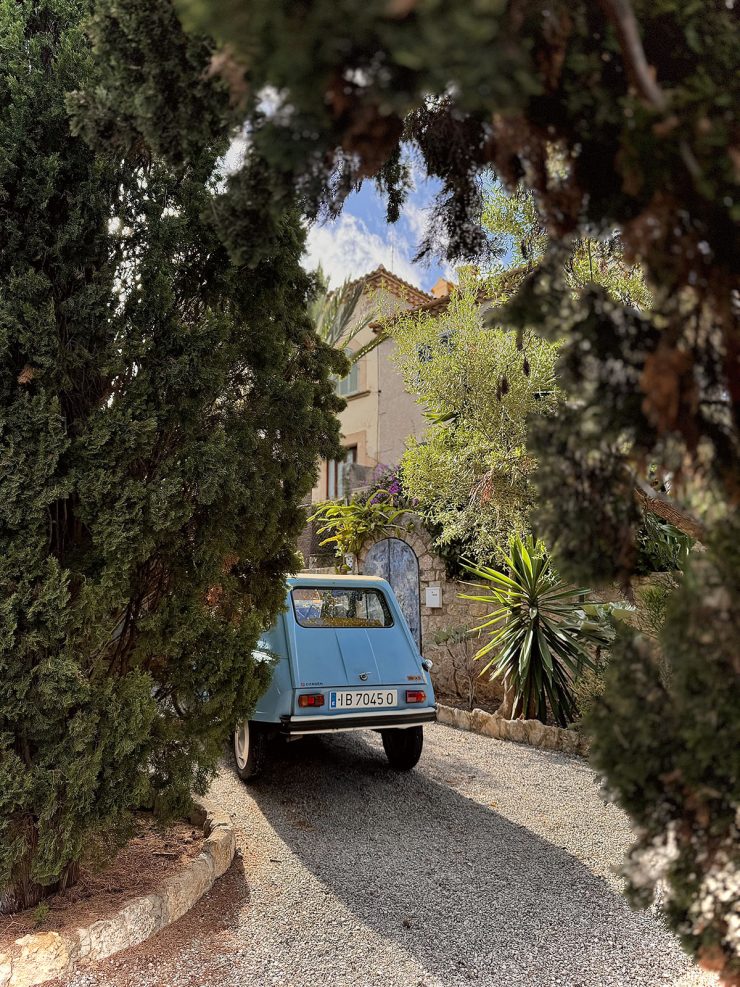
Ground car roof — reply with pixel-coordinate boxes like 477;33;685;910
287;573;387;587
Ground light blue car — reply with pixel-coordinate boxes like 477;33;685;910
233;574;437;781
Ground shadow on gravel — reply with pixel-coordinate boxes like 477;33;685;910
228;730;688;987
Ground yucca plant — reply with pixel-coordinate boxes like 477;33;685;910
462;537;611;726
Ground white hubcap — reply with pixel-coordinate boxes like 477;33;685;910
234;721;250;770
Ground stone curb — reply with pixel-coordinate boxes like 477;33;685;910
436;703;590;757
0;799;235;987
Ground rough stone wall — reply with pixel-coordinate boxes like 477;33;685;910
358;522;503;711
295;512;336;570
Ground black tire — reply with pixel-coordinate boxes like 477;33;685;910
381;726;424;771
233;720;267;782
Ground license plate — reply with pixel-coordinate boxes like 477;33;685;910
329;689;398;710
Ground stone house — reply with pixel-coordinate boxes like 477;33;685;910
309;265;454;502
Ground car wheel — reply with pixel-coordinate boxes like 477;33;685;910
381;726;424;771
234;720;267;782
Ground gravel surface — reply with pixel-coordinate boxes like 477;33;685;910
57;724;718;987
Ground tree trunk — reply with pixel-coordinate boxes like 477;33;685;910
497;679;516;719
0;821;79;914
634;481;707;542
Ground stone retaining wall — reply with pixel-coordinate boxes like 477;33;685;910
437;703;590;757
0;799;235;987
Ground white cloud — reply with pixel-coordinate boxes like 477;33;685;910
303;212;423;289
300;142;461;289
402;201;429;243
214;131;249;192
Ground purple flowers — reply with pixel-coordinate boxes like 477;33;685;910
366;464;407;507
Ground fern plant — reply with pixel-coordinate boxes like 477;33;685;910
462;537;611;726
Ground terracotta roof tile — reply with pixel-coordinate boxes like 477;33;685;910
368;267;527;332
368;289;483;331
344;265;433;306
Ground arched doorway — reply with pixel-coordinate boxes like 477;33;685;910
363;538;421;649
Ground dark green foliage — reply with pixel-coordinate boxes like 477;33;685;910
589;521;740;980
462;537;608;726
635;514;693;576
22;0;739;975
520;281;659;585
530;403;644;586
422;520;479;582
0;0;342;911
571;649;611;721
70;0;231;174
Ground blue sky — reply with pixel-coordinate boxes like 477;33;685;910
303;160;452;293
222;134;455;293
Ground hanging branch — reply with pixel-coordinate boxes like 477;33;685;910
598;0;667;110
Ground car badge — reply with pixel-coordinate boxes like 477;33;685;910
358;672;369;681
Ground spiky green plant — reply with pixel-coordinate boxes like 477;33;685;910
309;275;386;366
462;537;610;726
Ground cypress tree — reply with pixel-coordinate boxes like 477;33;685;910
0;0;343;911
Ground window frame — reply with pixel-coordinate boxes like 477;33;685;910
326;445;357;500
335;350;360;397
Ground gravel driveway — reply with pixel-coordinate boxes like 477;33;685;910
61;724;716;987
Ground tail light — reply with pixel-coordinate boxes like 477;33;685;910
298;693;325;708
405;690;427;704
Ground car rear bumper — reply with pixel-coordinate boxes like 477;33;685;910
279;706;437;736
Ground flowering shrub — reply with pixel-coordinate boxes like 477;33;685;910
355;464;415;509
371;466;403;505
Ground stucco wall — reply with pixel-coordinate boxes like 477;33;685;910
376;336;429;468
358;523;504;711
310;280;426;503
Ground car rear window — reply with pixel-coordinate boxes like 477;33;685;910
291;587;393;628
